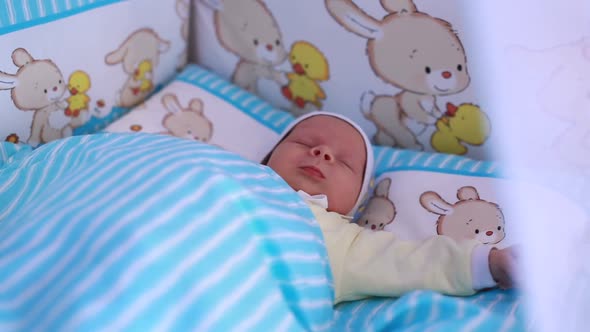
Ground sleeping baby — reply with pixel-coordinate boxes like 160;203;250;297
262;111;517;304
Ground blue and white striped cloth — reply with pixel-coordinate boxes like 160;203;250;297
0;0;122;34
373;145;501;178
0;133;333;331
334;289;524;332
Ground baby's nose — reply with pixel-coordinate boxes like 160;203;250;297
486;231;493;236
371;225;376;230
311;146;333;161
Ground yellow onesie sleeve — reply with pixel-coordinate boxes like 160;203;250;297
308;203;481;304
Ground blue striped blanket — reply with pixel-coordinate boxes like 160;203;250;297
0;133;525;331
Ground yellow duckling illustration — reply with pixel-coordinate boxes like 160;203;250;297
65;70;91;117
431;102;491;155
281;41;329;109
132;60;153;95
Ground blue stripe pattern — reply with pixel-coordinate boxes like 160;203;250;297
334;289;525;332
0;0;124;35
177;64;295;134
0;133;333;331
373;145;502;178
0;142;31;167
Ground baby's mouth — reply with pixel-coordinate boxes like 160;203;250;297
301;166;325;179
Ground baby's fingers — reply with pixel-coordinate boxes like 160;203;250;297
493;249;518;289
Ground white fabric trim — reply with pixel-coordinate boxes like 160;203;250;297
297;190;328;209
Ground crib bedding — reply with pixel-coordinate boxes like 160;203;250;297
0;0;188;147
0;63;529;331
0;133;526;332
334;289;523;332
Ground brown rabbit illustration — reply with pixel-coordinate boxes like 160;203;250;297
201;0;288;94
420;186;505;244
357;178;397;231
326;0;471;150
161;93;213;142
105;28;171;108
0;48;71;146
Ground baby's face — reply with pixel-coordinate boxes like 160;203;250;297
267;115;366;215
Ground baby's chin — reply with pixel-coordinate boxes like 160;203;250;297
287;174;322;192
292;183;321;196
326;202;354;216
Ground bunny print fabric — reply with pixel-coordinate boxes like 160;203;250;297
356;146;586;251
192;0;496;160
105;64;294;163
0;0;187;147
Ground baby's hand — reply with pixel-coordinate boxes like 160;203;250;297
489;246;519;289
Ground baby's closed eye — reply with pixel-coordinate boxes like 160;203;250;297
339;158;357;172
291;139;310;147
